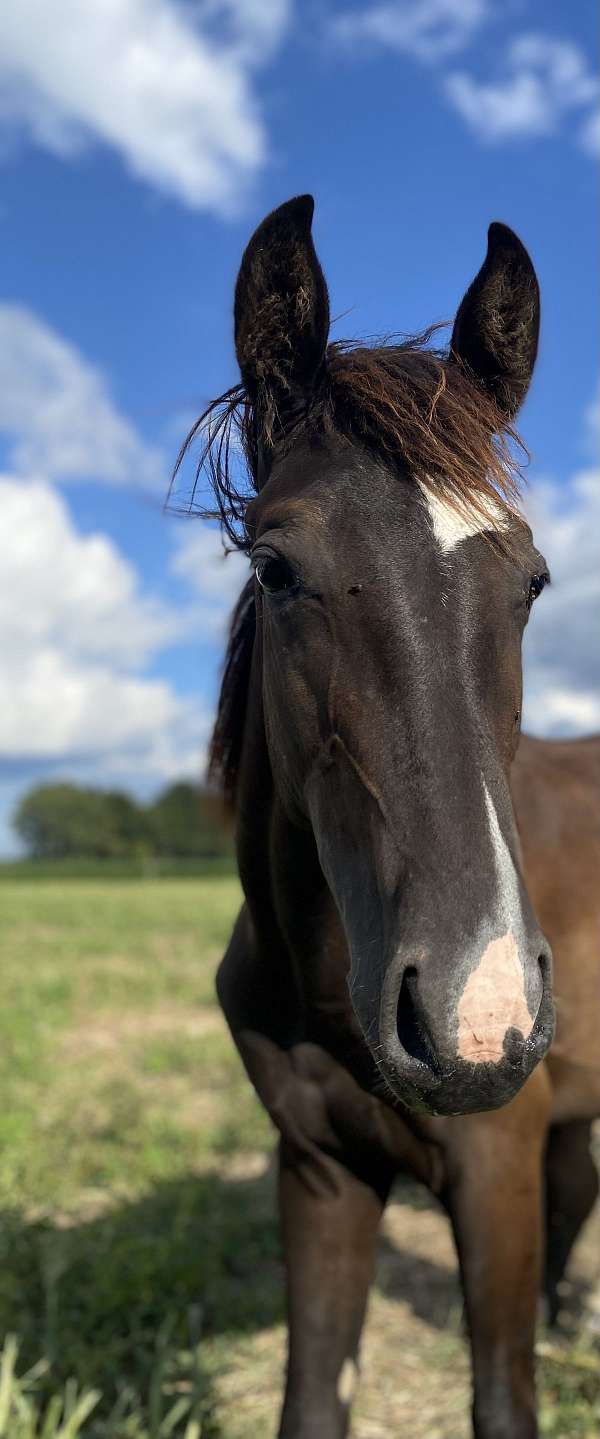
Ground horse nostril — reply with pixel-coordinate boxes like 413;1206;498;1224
396;967;440;1075
535;950;553;1014
536;950;552;1000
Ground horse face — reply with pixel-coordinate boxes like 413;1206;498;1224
234;197;554;1117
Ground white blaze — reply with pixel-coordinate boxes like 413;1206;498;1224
456;783;534;1063
415;480;539;1063
418;481;508;552
482;780;523;928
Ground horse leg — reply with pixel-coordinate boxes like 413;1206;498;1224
444;1071;551;1439
278;1137;391;1439
544;1118;599;1325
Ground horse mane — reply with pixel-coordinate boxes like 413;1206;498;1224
208;576;256;804
174;329;529;801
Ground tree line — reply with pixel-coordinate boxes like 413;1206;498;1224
13;782;233;861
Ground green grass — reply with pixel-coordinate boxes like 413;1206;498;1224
538;1340;600;1438
0;859;236;881
0;1335;101;1439
0;878;278;1436
0;878;597;1437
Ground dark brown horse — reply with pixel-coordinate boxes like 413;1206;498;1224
183;198;600;1438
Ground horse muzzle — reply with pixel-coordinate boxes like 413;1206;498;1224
366;933;555;1117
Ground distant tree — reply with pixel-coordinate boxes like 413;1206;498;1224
149;782;231;858
104;791;153;858
13;779;232;861
13;783;150;860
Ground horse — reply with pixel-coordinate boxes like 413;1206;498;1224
182;196;600;1438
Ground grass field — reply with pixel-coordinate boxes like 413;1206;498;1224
0;878;597;1437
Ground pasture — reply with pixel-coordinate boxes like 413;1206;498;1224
0;876;597;1438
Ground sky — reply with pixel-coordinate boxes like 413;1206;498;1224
0;0;598;854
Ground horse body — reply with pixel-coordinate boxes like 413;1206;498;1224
190;196;600;1437
218;708;599;1439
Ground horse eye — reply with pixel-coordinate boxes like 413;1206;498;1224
255;555;298;595
527;572;549;610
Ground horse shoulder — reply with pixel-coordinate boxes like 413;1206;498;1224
216;903;442;1190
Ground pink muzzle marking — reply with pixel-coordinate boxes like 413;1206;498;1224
457;929;534;1064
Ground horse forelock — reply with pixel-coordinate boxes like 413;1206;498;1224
169;329;528;556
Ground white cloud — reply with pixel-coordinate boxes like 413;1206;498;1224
2;645;208;772
0;304;164;489
330;0;487;63
580;107;600;156
0;304;255;833
328;10;598;156
523;465;600;737
0;0;290;212
0;476;179;668
0;475;210;775
446;33;599;146
171;521;250;637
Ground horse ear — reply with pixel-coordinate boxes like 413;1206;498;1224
450;223;540;420
234;194;329;423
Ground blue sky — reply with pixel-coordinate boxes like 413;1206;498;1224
0;0;598;853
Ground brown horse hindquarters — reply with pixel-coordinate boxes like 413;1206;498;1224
513;734;600;1124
